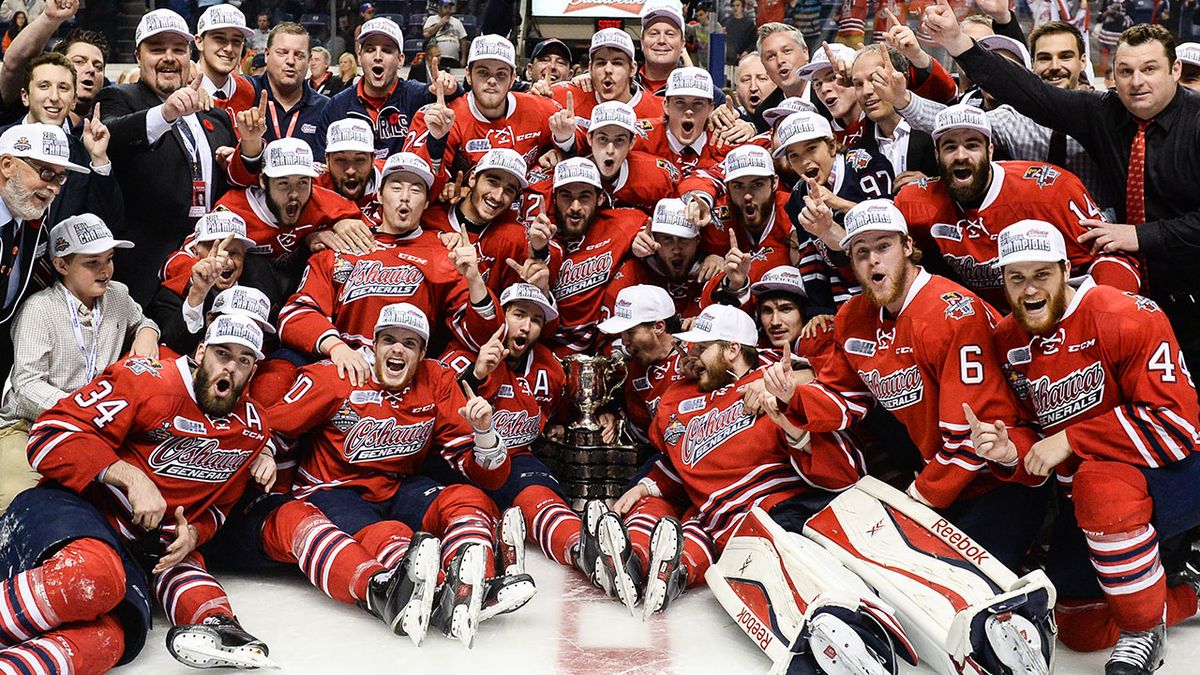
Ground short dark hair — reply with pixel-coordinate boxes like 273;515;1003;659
1118;23;1176;65
54;28;110;62
757;289;807;311
1028;21;1085;59
267;22;310;51
25;52;76;92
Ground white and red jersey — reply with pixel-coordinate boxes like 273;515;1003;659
634;120;733;177
268;359;510;502
527;151;681;218
622;351;689;440
701;191;798;289
202;185;362;266
603;256;706;323
278;228;503;354
646;369;863;548
784;269;1039;509
550;82;664;130
440;343;566;454
994;279;1200;481
894;162;1141;309
27;355;271;547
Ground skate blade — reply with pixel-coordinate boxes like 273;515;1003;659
642;520;683;622
501;506;527;576
598;516;638;616
400;538;442;648
807;613;889;675
450;545;486;649
984;614;1048;675
171;634;281;670
479;577;538;622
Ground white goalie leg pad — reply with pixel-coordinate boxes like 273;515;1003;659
705;507;917;672
802;476;1057;675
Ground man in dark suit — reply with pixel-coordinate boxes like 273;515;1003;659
849;45;939;191
97;9;237;303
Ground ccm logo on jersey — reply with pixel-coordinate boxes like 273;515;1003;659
930;518;990;564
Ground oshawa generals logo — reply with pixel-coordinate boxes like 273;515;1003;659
1027;361;1106;427
493;409;542;447
148;436;254;482
859;365;924;410
343;417;435;462
553;252;614;298
341;260;423;302
679;401;755;466
943;253;1002;289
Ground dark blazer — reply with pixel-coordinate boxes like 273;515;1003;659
853;119;939;188
0;217;52;378
97;81;237;304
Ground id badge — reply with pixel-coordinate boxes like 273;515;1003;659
189;180;207;218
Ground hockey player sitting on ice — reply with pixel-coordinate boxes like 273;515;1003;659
891;104;1141;310
972;220;1200;675
545;29;663;127
267;303;536;648
278;151;503;388
756;199;1047;569
317;119;384;211
0;316;278;670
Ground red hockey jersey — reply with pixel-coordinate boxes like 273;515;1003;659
208;184;363;265
603;256;706;325
622;350;689;440
551;83;665;131
526;152;681;218
634;120;731;177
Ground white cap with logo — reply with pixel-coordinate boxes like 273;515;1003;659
723;145;775;182
996;220;1068;268
0;123;89;173
640;0;685;30
650;198;698;239
211;285;276;333
136;9;193;46
474;148;528;189
763;96;819;127
50;214;133;258
589;101;637;136
797;42;856;80
665;67;714;100
773;111;834;157
840;199;909;249
204;314;265;360
1179;42;1200;67
932;103;992;143
197;5;254;39
751;265;808;298
381;152;435;189
326;119;375;155
500;283;559;322
468;35;517;69
590;28;636;62
195;210;255;247
374;302;431;343
673;304;759;347
264;138;319;178
598;284;676;334
358;17;404;48
553;157;601;189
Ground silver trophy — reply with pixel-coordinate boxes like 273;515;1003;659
564;354;628;437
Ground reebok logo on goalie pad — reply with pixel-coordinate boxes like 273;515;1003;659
930;518;990;564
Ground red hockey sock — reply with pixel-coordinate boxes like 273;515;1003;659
623;496;678;577
1056;584;1197;652
680;519;717;588
154;553;234;626
423;485;499;577
0;538;125;646
0;613;124;675
517;486;580;567
354;521;414;570
261;500;385;603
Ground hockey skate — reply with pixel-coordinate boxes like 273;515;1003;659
496;505;527;576
431;543;487;648
642;517;687;621
574;499;610;590
1106;624;1165;675
361;532;441;646
167;614;280;669
597;510;644;616
800;609;895;675
479;572;537;621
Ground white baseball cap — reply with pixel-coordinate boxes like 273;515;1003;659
763;96;818;128
358;17;404;49
211;285;276;333
650;198;698;239
553;157;601;190
204;314;265;360
932;103;992;143
723;145;775;182
468;34;517;69
197;5;254;39
797;42;856;80
381;152;435;189
500;283;559;322
195;210;255;247
751;265;807;298
590;28;636;62
326;119;375;155
1179;42;1200;67
50;214;133;258
640;0;684;30
665;67;714;100
977;34;1031;70
673;304;759;347
136;9;193;46
597;284;676;334
263;138;319;178
474;148;528;189
589;101;637;136
374;302;431;342
839;199;908;249
773;111;834;157
0;123;88;173
996;220;1068;268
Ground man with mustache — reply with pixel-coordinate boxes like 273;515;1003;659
0;315;279;669
750;265;833;364
893;105;1141;311
547;29;664;126
194;5;257;115
981;221;1200;675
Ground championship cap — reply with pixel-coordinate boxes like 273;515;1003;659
590;28;636;62
211;286;276;333
995;220;1068;268
136;9;193;46
474;148;528;189
640;0;685;30
381;152;435;189
197;5;254;39
932;103;992;143
530;38;572;63
650;198;698;239
977;34;1031;69
597;284;676;334
374;302;430;343
797;42;856;80
325;119;375;155
195;210;255;247
673;304;759;347
589;101;637;136
468;35;517;69
772;111;833;157
357;17;404;48
500;283;559;322
723;145;775;182
839;199;908;249
553;157;602;190
750;265;807;298
204;314;265;360
1179;42;1200;67
0;123;89;173
665;67;714;100
263;138;319;178
763;96;819;128
50;214;133;258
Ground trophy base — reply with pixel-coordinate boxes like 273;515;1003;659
536;430;642;511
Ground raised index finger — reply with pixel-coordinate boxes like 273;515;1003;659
883;8;900;28
961;402;981;428
461;380;476;400
566;91;575;116
257;89;268;114
728;227;740;252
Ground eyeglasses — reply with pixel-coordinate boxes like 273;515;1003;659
20;158;69;186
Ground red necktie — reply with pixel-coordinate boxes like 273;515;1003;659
1126;119;1151;225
